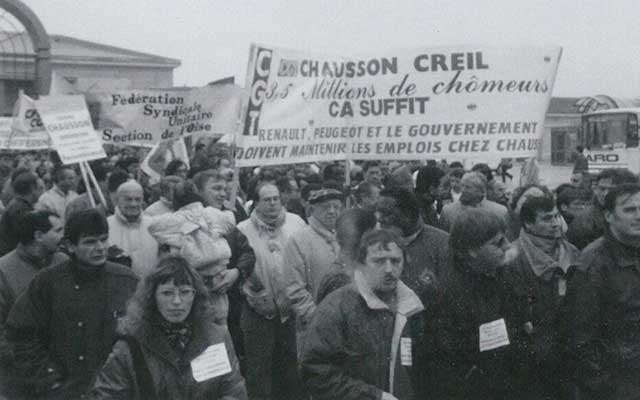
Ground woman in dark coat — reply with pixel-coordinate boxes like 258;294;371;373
432;208;517;400
87;255;247;400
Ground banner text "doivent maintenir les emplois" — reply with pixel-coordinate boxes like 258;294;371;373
235;44;561;167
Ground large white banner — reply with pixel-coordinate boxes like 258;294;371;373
35;95;107;164
85;85;245;147
236;44;562;167
0;118;13;149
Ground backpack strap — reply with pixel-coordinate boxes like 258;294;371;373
117;335;157;400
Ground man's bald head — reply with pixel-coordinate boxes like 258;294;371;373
117;180;143;195
116;180;144;221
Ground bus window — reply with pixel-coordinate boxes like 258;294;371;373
628;114;639;148
583;114;629;149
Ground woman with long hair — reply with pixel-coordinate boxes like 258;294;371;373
87;255;247;399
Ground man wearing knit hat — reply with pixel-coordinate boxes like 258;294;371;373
282;188;344;354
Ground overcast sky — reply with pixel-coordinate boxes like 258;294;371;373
22;0;640;98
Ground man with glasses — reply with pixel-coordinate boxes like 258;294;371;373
238;182;307;400
4;209;138;399
282;188;344;353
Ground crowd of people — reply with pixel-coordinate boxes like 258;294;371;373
0;146;638;400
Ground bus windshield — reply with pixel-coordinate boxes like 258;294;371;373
581;112;639;149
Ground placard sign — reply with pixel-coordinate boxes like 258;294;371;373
35;95;106;164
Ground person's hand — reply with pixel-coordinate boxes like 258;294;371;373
211;268;240;293
381;392;399;400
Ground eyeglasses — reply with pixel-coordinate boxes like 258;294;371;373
157;288;196;301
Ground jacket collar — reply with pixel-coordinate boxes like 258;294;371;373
13;195;33;207
15;244;52;269
518;229;581;280
353;270;424;317
604;231;640;273
403;223;424;246
309;216;337;244
52;184;68;198
69;258;106;282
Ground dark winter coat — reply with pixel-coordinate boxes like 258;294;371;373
87;316;247;400
567;234;640;399
432;260;517;400
403;223;449;304
566;205;605;250
503;238;582;400
301;272;431;400
5;259;137;399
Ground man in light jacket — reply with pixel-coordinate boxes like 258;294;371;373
238;182;306;400
281;188;343;352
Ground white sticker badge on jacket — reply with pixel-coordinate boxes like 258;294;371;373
558;277;567;296
479;318;510;352
191;343;232;382
400;338;412;366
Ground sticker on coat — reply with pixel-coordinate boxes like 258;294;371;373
479;318;510;352
400;338;412;366
191;343;232;382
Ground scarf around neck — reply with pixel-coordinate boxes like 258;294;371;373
519;229;575;278
253;207;286;231
157;317;193;352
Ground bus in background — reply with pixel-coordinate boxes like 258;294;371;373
578;108;640;174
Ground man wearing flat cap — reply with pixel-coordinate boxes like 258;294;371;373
281;188;344;354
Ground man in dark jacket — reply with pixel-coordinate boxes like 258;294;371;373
376;189;449;304
0;169;42;256
566;168;637;249
505;195;581;399
5;209;138;399
0;211;67;398
572;145;589;174
301;228;429;400
567;183;640;399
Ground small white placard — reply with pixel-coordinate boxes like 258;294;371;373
558;278;567;297
35;95;106;164
479;318;510;352
191;343;232;382
400;337;412;366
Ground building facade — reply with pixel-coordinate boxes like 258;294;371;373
0;32;180;116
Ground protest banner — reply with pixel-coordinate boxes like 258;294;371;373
235;44;562;167
84;84;245;147
0;93;51;150
0;117;12;149
35;95;107;165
